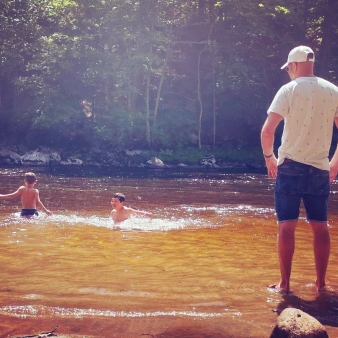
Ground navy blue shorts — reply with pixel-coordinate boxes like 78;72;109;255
20;209;39;217
275;160;330;223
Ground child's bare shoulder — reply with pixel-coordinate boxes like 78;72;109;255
17;186;26;193
124;206;135;214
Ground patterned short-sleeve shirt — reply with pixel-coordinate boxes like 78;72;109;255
268;76;338;170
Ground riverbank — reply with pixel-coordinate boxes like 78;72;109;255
0;145;264;171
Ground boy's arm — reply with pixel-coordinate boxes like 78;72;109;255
110;210;116;221
35;189;52;215
131;208;153;218
0;187;23;200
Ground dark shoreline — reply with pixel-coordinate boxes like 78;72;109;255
0;164;267;179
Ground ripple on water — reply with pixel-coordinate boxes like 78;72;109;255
0;305;227;319
181;204;274;215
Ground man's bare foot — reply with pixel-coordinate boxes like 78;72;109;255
267;283;290;294
316;280;326;291
316;283;333;292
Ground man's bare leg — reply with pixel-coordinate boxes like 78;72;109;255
277;220;297;292
309;221;330;290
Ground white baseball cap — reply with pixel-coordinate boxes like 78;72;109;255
280;46;315;69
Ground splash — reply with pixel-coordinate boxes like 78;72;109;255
0;204;275;231
1;212;202;232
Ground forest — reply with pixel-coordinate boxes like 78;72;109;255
0;0;337;163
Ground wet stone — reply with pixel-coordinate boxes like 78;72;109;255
270;308;329;338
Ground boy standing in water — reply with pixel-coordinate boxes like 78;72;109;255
111;192;152;223
0;172;52;217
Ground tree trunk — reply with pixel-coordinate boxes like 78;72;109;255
317;0;337;78
196;23;213;149
153;50;169;129
197;46;204;149
211;49;216;148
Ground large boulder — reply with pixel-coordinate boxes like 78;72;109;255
21;150;49;166
270;308;329;338
21;148;62;166
36;147;61;165
0;147;22;165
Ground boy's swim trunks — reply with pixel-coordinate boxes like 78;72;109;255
20;209;39;217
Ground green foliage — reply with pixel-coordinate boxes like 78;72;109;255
151;110;198;149
0;0;338;160
158;147;208;164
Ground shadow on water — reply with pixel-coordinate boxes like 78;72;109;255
274;291;338;327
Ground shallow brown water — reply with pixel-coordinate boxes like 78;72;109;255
1;167;338;337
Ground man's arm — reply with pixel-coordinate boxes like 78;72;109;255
36;190;52;215
261;112;284;179
0;187;23;200
329;117;338;183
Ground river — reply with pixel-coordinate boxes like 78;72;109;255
0;166;338;337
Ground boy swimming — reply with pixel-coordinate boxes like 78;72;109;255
110;192;152;223
0;172;52;217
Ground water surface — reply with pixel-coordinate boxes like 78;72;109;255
1;167;338;337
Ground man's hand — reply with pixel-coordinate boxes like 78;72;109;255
265;156;278;179
329;162;338;183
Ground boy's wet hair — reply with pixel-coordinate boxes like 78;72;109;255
113;192;125;202
25;172;37;184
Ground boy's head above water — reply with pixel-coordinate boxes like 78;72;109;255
113;192;125;203
24;172;37;185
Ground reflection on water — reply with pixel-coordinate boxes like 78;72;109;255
1;167;338;337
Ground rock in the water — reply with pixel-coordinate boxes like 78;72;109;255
270;308;329;338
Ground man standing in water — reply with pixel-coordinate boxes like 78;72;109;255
261;46;338;292
111;192;153;223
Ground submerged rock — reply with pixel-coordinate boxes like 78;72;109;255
270;308;329;338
